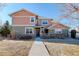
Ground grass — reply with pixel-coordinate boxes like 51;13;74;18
44;42;79;56
0;39;33;56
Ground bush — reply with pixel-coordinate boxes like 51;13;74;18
20;35;32;39
19;35;32;39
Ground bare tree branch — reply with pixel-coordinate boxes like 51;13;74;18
0;3;6;11
59;3;79;20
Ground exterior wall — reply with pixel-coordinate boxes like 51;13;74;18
12;16;36;26
40;28;69;39
12;26;25;35
48;29;68;35
12;26;36;38
11;9;37;26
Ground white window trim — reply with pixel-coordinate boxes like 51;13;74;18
42;20;48;25
30;16;35;23
55;29;62;34
25;27;33;34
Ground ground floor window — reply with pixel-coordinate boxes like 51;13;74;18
25;27;33;34
26;29;29;33
49;30;55;34
55;29;62;34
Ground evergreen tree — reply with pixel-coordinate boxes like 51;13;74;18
0;20;11;37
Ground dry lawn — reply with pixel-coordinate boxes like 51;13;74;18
44;42;79;56
0;39;33;56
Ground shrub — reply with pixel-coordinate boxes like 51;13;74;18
19;35;32;39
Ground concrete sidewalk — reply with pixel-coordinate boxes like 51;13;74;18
29;37;49;56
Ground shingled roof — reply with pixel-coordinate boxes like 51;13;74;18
47;21;69;29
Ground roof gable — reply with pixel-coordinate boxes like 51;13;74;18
53;23;69;29
10;9;37;16
47;21;69;29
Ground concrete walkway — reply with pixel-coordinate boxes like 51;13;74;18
29;37;49;56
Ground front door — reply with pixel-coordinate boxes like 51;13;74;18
35;28;40;37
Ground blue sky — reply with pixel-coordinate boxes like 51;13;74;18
0;3;79;28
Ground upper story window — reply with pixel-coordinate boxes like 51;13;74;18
42;20;48;24
30;17;35;22
43;21;48;24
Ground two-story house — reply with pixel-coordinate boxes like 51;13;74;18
10;9;69;38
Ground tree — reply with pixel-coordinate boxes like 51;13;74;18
5;20;9;26
59;3;79;20
0;20;10;37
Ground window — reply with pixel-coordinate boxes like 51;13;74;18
43;21;48;24
42;20;48;25
30;17;35;22
55;29;62;34
26;29;29;33
50;30;55;34
29;29;32;33
26;28;33;34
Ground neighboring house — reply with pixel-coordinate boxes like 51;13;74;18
46;21;69;38
10;9;69;38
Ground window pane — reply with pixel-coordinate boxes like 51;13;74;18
30;30;32;33
29;29;32;33
43;21;48;24
30;17;35;22
26;28;33;34
26;29;29;33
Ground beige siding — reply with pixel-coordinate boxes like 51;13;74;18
40;28;69;39
12;26;25;35
12;26;36;37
